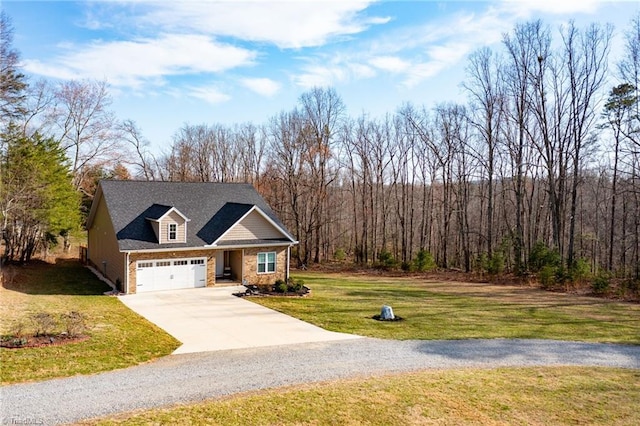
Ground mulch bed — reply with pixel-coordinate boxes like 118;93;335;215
371;315;404;322
0;334;89;349
234;285;311;298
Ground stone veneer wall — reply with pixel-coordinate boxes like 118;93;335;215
127;250;216;294
242;246;287;286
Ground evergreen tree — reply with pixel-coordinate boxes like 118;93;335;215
1;129;80;263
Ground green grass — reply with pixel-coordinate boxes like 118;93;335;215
86;367;640;425
0;259;180;385
251;272;640;344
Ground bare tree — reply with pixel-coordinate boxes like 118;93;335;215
47;80;122;194
562;21;612;268
463;47;505;258
502;21;547;273
120;119;157;180
298;87;345;263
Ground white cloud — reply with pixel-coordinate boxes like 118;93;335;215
289;7;511;89
187;84;231;104
139;0;389;49
500;0;602;16
293;64;346;88
240;78;281;97
369;56;409;73
24;34;255;88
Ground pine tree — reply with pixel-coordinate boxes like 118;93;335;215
1;129;80;263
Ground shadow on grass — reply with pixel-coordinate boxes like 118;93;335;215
2;258;111;296
415;339;640;366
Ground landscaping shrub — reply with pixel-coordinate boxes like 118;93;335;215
9;320;27;339
274;279;288;293
287;278;304;293
61;311;87;337
31;312;57;336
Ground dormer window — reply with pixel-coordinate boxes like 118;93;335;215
168;223;177;241
145;205;189;244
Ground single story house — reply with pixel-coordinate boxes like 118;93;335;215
86;180;298;294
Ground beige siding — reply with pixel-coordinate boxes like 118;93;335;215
220;210;285;242
150;221;160;242
128;249;216;294
159;210;186;243
87;196;125;290
230;250;243;281
242;246;287;286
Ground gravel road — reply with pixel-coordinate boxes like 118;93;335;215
2;338;639;425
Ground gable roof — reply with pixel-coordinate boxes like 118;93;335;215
145;204;189;223
89;180;295;251
208;204;289;247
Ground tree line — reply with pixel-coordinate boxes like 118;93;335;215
2;12;639;290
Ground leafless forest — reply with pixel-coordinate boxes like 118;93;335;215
7;17;640;283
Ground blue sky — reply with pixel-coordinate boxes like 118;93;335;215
4;0;639;150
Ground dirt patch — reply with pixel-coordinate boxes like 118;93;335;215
1;334;89;349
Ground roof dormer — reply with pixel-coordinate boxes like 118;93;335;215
145;204;190;244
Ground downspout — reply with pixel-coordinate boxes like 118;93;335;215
125;252;130;294
287;245;291;281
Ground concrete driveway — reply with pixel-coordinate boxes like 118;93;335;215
118;286;360;354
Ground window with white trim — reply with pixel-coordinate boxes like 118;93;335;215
168;223;177;241
257;252;276;274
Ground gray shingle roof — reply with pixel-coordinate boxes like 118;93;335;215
97;180;295;251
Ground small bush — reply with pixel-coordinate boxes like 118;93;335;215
334;248;346;262
529;242;561;272
274;279;288;293
569;258;591;284
555;265;570;285
487;252;504;275
31;312;57;336
413;250;436;272
376;250;397;270
61;311;87;337
475;253;488;274
287;278;304;293
9;320;28;339
538;265;557;289
624;278;639;295
592;273;611;295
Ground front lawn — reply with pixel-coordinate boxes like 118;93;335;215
0;259;180;385
251;272;640;344
87;367;640;425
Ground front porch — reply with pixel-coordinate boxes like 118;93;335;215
214;249;244;284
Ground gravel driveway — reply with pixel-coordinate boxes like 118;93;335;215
2;338;639;425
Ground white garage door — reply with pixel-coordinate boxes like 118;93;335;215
136;258;206;292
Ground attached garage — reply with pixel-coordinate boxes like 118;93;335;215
136;258;206;293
